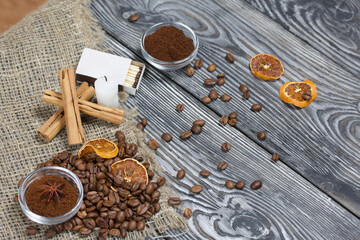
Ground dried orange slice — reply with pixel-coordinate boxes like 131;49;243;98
78;138;119;160
111;158;148;185
279;80;317;108
250;54;284;80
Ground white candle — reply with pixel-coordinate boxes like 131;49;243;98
94;76;119;108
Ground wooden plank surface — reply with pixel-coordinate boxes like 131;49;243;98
91;0;360;217
103;35;360;239
245;0;360;76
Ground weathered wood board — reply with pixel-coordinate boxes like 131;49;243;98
91;0;360;218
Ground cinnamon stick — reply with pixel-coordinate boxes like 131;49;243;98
38;82;95;142
43;90;124;124
59;69;85;145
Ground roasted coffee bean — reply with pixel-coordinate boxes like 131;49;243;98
128;220;137;231
303;93;312;100
80;202;86;211
137;220;146;230
243;91;250;99
131;182;140;192
251;180;262;190
257;131;266;140
114;175;124;186
45;228;57;237
204;78;217;86
64;222;73;231
84;218;96;229
58;151;70;161
207;64;216;72
85;206;96;212
194;59;203;69
225;53;235;63
99;228;109;240
177;169;186;179
176;104;184;112
201;96;212;104
153;202;161;212
190;185;203;194
108;210;117;219
127;199;140;208
148;139;159;150
72;225;84;231
116;211;126;223
220;115;229;125
272;153;280;161
135;156;143;162
235;181;245;189
123;182;133;190
157;176;166;186
225;180;235;189
228;112;237;119
161;133;173;142
79;227;92;235
137;204;148;215
120;228;128;238
217;73;225;78
129;13;140;22
185;65;195;77
209;89;218;100
141;118;148;127
217;78;225;86
193;120;205;126
239;85;249;93
109;229;120;236
222;142;231;152
199;170;210;177
115;131;125;141
184;208;193;219
228;119;237;126
218;161;228;170
220;94;232;102
87;211;99;218
121;221;129;230
180;130;192;139
251;104;262;112
148;169;155;179
125;208;133;218
151;191;160;203
26;226;38;235
145;182;155;195
168;197;181;205
77;210;87;219
96;217;108;228
139;183;147;191
191;124;202;134
103;200;114;208
136;123;144;131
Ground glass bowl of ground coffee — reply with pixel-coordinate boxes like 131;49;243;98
18;166;83;225
141;22;199;71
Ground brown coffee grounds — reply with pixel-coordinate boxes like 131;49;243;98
144;26;194;62
26;175;78;217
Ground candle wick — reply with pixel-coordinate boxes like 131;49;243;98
104;76;107;82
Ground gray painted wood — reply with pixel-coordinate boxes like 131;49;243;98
103;35;360;239
245;0;360;77
91;0;360;217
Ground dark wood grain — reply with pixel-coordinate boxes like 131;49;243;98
103;35;360;239
245;0;360;76
91;0;360;217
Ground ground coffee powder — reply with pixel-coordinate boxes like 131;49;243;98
144;26;194;62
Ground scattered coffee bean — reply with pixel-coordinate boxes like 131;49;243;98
136;123;144;131
235;181;245;189
190;185;203;194
204;78;217;86
228;112;237;119
220;94;232;102
228;119;237;126
45;228;57;237
193;120;205;126
257;131;266;140
251;104;262;112
191;124;202;134
220;115;229;125
250;180;262;190
218;161;228;170
148;139;159;150
180;130;192;139
141;118;147;127
303;93;311;100
185;65;195;76
177;170;186;179
168;197;181;205
217;73;225;78
221;142;231;152
199;170;210;177
243;91;250;99
26;226;38;235
217;78;225;86
225;180;235;189
184;208;193;219
207;64;216;72
209;89;218;100
225;53;235;63
194;59;203;69
157;177;166;186
161;133;173;142
109;229;120;236
272;153;280;161
201;96;212;104
239;85;249;94
176;104;184;112
129;14;140;22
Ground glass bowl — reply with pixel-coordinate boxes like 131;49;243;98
140;22;199;71
18;166;84;225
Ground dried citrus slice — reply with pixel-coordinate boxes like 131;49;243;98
111;158;148;185
279;80;317;108
250;54;284;80
78;138;119;160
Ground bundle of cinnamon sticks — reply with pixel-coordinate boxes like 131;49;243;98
38;69;124;145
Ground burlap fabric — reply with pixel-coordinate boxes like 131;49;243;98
0;0;187;239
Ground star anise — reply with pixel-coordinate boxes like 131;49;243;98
38;181;65;202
